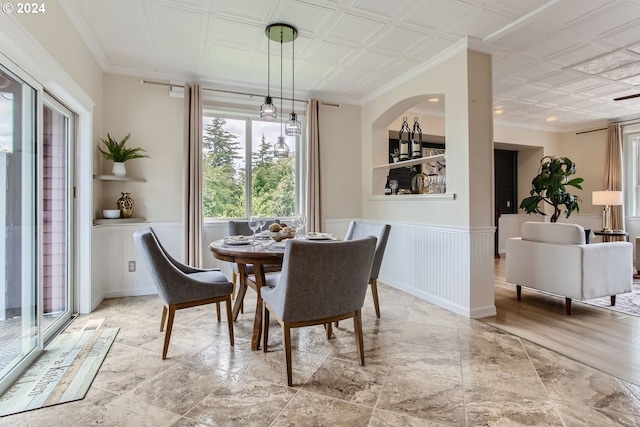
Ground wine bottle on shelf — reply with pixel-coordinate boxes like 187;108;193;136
384;179;391;195
411;117;422;159
398;117;411;161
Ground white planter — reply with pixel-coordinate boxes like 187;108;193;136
112;162;126;176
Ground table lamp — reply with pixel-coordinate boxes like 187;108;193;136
592;190;623;232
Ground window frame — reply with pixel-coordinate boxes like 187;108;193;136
202;106;307;221
623;124;640;218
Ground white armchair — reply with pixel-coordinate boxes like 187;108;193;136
506;221;632;315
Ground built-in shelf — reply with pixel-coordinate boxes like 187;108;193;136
93;217;145;225
93;174;146;182
373;154;445;170
369;193;455;201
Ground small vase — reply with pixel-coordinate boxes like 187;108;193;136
117;192;134;218
112;162;126;176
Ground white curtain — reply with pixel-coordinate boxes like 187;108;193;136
306;99;321;232
605;123;624;232
182;82;203;266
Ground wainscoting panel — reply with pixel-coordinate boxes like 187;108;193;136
93;219;496;318
327;219;496;318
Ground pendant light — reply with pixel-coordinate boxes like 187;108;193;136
285;30;301;136
266;23;297;158
260;25;276;120
273;24;289;158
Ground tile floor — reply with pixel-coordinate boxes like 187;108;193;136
2;283;640;426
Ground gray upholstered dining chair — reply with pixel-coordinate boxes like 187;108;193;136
344;221;391;318
133;227;234;359
228;219;281;307
261;237;376;386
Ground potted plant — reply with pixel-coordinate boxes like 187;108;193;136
98;133;149;176
519;156;584;222
391;148;400;163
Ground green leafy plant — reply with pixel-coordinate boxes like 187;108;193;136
519;156;584;222
98;133;149;162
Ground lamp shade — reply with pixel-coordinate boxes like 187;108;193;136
592;190;623;206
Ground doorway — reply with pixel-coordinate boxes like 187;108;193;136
0;62;76;394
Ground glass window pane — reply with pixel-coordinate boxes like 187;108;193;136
202;117;246;218
42;102;70;334
0;65;38;383
251;120;296;217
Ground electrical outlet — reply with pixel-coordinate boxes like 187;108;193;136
128;261;136;272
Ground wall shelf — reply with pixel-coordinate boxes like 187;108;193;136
93;174;146;182
373;154;445;170
93;217;145;225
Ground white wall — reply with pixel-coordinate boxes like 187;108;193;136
319;103;362;226
100;74;184;222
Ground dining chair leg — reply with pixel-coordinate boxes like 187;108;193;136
160;305;168;332
370;279;381;318
325;322;332;339
226;296;234;346
216;302;221;323
162;305;176;360
283;322;293;386
353;309;365;366
262;304;270;352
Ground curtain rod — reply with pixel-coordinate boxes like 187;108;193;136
140;79;308;104
576;119;640;135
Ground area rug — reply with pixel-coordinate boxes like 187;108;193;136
0;319;118;417
581;277;640;317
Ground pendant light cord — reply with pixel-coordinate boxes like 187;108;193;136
291;36;295;114
280;29;284;135
267;28;271;98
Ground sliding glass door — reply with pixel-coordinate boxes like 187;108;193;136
42;95;74;340
0;63;39;388
0;61;75;393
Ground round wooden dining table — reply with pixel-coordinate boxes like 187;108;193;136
209;239;285;350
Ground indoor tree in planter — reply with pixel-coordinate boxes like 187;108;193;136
519;156;584;222
98;133;149;176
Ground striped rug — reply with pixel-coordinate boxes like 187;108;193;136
0;319;118;417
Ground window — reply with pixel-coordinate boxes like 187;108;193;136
624;126;640;216
202;111;305;219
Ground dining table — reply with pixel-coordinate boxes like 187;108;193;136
209;233;337;350
209;238;285;350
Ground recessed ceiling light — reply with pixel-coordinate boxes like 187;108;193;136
545;116;558;122
428;97;440;102
494;108;504;114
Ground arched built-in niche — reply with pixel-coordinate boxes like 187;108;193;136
371;94;446;196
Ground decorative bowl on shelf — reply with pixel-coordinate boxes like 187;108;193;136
103;209;121;219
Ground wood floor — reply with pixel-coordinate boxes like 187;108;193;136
482;256;640;386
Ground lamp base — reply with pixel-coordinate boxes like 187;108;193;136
602;205;611;232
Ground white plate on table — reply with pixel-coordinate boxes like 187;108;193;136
305;232;335;240
223;236;254;246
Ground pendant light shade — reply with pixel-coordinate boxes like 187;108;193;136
273;136;290;158
260;96;277;120
285;112;301;136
